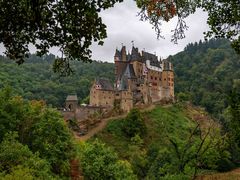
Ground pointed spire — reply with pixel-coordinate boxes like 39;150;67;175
131;46;140;61
131;40;134;47
114;48;121;61
121;46;127;61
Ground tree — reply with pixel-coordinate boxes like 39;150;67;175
225;87;240;164
0;0;123;74
29;108;75;176
136;0;239;53
146;122;230;179
0;0;239;74
122;108;147;138
0;132;53;179
77;140;137;180
202;0;240;54
0;87;26;142
0;87;75;177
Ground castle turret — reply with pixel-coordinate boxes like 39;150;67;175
121;46;127;61
131;46;141;61
161;60;174;100
114;49;121;61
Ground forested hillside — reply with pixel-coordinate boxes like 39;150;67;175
0;55;114;107
0;39;239;121
0;39;239;179
170;39;240;120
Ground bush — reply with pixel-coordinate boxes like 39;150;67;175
122;109;147;138
77;140;137;180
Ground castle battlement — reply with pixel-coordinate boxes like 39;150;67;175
90;46;174;112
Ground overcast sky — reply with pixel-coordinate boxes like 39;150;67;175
0;1;209;63
91;1;209;62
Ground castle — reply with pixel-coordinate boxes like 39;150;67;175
89;46;174;112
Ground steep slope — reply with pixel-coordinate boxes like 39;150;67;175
86;104;227;179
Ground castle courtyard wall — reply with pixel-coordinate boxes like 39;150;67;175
90;88;115;108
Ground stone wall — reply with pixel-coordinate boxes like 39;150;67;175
62;106;103;121
65;100;78;111
119;90;133;112
90;84;115;108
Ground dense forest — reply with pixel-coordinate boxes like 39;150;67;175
0;55;114;107
170;39;240;121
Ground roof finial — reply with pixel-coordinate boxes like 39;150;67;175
131;40;134;47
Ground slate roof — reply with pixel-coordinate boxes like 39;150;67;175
66;95;78;101
142;51;161;68
116;64;136;90
130;46;141;61
118;76;128;90
115;46;161;67
114;49;121;60
96;78;114;90
124;64;136;78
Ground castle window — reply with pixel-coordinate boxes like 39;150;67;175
164;78;166;81
159;78;161;81
155;77;157;80
151;76;153;79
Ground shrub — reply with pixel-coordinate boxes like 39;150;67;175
122;108;147;138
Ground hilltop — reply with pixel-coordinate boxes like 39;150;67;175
76;103;231;179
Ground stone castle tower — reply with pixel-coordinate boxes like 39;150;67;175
89;46;174;112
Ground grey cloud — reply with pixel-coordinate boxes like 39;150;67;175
0;1;209;62
91;1;209;62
